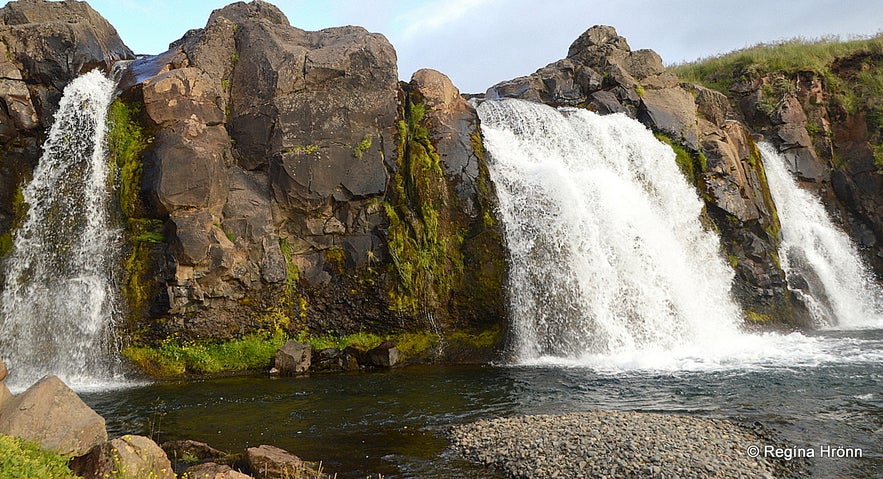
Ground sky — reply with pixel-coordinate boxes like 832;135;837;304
13;0;883;93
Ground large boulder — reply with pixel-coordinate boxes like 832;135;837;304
119;0;401;339
0;375;107;457
71;434;175;479
0;359;11;412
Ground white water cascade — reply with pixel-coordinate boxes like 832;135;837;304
0;70;123;390
760;142;883;329
477;99;747;365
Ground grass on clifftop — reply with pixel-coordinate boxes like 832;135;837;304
0;434;78;479
671;34;883;92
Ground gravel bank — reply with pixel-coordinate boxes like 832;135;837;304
451;411;802;479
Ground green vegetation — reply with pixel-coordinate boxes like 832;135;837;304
635;84;646;98
654;132;707;185
106;98;162;322
285;144;320;155
0;434;79;479
384;99;464;315
278;237;300;293
353;134;373;159
745;310;773;323
0;185;28;258
123;308;290;377
107;99;150;219
123;331;287;377
672;35;883;171
671;34;883;93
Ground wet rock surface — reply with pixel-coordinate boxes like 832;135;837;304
451;411;804;479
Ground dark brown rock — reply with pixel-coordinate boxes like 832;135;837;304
161;439;228;464
275;341;311;375
0;375;107;457
367;341;400;368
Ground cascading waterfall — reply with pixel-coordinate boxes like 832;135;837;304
477;99;746;364
759;142;883;329
0;70;122;390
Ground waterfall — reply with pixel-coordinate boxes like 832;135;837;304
759;142;883;329
0;70;122;390
477;99;745;364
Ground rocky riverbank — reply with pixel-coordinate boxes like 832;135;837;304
451;411;806;479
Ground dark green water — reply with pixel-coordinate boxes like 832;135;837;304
81;329;883;478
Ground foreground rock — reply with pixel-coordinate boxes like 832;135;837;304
184;462;254;479
451;411;801;479
72;434;175;479
0;375;106;457
246;444;324;479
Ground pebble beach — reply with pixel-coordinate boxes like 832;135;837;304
450;411;804;479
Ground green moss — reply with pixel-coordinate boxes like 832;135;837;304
655;133;705;185
278;237;300;292
745;310;773;323
106;99;162;324
353;134;373;159
0;434;79;479
0;181;30;258
447;325;502;348
727;253;739;268
123;331;286;378
636;84;646;98
107;99;150;219
285;144;320;155
383;99;464;316
124;307;290;378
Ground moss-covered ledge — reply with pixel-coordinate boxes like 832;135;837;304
122;325;505;379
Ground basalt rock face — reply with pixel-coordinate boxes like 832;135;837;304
119;1;506;345
0;0;133;259
726;61;883;277
487;25;801;326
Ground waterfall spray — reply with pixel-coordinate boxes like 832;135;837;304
477;99;745;363
0;70;122;390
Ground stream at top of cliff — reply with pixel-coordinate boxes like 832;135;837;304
82;327;882;478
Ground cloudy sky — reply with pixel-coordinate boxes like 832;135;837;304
52;0;883;93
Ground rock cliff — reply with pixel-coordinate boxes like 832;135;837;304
709;52;883;276
486;26;802;326
114;1;507;347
